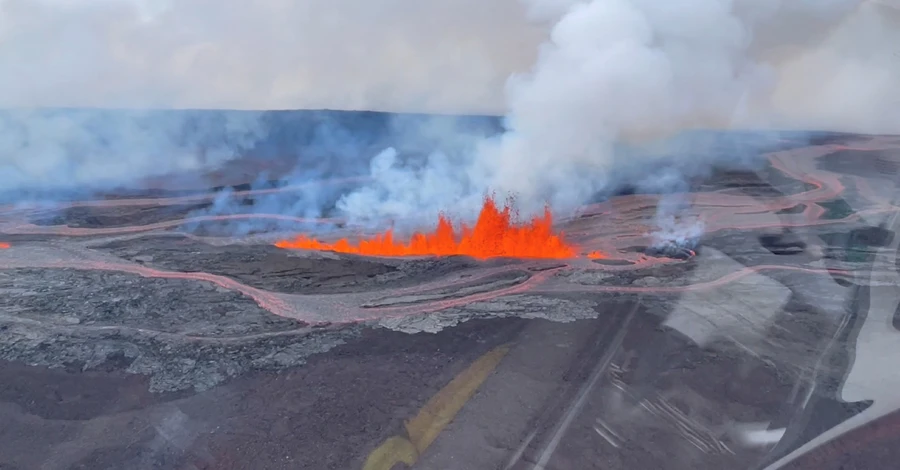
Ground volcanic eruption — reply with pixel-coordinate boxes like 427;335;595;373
276;196;598;260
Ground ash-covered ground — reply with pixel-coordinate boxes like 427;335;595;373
2;131;899;470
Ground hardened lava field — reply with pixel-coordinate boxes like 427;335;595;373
2;132;900;469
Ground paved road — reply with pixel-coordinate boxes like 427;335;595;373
412;300;633;470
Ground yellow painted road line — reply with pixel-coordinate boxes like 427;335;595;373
363;344;511;470
362;436;418;470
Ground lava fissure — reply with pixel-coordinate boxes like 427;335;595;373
276;196;590;260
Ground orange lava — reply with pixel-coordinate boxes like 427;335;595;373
0;242;9;249
276;197;591;260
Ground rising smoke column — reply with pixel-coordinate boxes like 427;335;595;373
480;0;765;212
338;0;897;227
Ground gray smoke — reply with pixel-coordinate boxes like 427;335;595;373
186;113;501;234
0;109;267;201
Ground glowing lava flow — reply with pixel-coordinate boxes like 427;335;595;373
276;197;589;259
0;242;9;249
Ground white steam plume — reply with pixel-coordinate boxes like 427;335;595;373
338;0;900;224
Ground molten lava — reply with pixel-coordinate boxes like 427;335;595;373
276;197;587;259
0;242;9;249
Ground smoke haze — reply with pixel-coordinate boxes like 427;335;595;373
2;0;899;232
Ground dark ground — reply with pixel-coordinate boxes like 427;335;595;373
8;310;720;470
96;237;492;295
0;317;525;470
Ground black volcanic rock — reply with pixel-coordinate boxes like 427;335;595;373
759;230;807;255
644;244;696;260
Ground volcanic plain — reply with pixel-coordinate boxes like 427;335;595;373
2;131;899;469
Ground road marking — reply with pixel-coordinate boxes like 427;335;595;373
363;344;511;470
363;437;418;470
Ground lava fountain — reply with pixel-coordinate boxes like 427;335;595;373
276;196;603;260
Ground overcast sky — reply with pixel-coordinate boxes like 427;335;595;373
0;0;898;127
0;0;549;113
